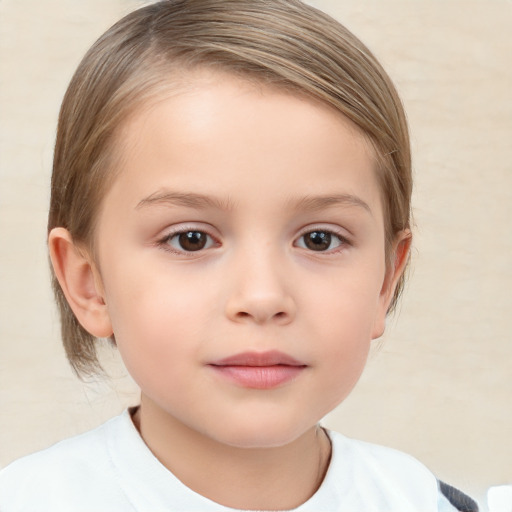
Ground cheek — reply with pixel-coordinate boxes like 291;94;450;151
307;265;385;339
303;261;385;381
102;265;214;376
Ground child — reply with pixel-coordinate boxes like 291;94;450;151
0;1;479;510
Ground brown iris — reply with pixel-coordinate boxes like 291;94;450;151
178;231;208;251
303;231;332;251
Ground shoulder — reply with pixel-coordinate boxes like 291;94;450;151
329;431;437;485
0;411;135;511
325;431;479;511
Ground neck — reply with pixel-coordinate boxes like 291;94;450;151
132;397;331;510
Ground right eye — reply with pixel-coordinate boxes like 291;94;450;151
164;230;216;253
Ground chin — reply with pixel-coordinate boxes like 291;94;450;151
208;415;314;450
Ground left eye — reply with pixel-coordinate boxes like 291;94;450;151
296;230;344;252
166;231;215;252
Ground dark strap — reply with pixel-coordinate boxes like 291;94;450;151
439;480;479;512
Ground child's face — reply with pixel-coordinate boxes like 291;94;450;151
92;72;403;448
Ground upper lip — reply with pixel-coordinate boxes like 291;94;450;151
210;350;306;367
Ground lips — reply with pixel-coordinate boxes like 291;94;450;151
208;350;307;389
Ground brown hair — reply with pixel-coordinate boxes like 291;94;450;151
48;0;412;376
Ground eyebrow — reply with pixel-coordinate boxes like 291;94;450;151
136;190;234;211
136;190;371;215
291;194;372;215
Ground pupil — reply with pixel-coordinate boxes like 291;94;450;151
305;231;331;251
179;231;207;251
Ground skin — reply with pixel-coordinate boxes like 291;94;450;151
49;72;410;510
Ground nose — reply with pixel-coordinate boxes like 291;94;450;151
224;248;296;326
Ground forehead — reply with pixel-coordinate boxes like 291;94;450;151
106;71;381;216
117;68;373;150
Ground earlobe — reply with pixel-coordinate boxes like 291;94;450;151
371;230;412;339
48;227;113;338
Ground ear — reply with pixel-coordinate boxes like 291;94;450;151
49;227;113;338
372;230;412;339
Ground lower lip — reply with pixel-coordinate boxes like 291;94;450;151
209;365;306;389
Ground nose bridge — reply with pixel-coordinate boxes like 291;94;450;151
225;237;295;324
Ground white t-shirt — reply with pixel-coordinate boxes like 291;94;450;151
0;409;460;511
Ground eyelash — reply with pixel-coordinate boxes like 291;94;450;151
157;226;351;255
157;226;219;255
294;227;351;254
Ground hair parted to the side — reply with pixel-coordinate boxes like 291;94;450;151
48;0;412;377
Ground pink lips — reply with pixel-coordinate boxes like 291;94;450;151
208;350;307;389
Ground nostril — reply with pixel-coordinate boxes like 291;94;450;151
234;310;287;322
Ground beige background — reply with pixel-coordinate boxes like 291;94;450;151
1;0;511;509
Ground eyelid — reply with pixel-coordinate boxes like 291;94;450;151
296;223;352;240
157;223;221;255
294;224;352;252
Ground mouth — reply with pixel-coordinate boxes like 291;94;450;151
208;350;307;389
